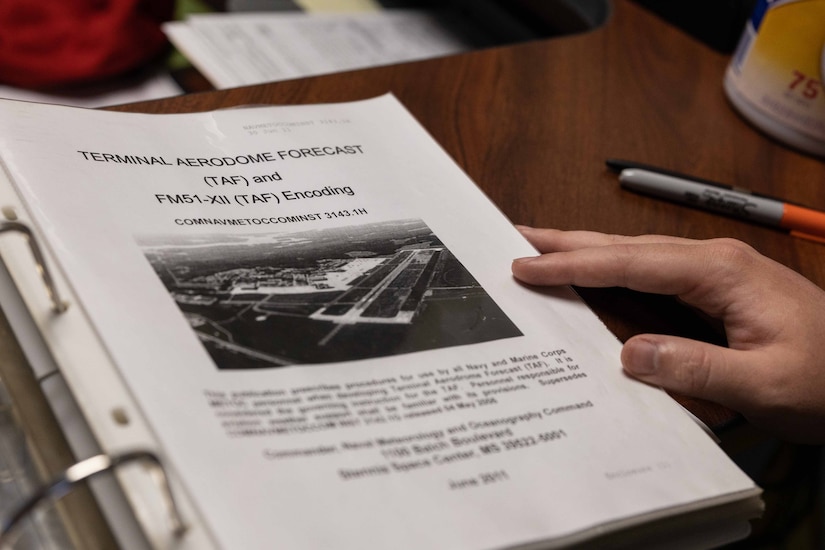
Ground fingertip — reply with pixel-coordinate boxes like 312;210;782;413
512;256;539;265
511;256;541;281
621;337;659;376
621;335;752;412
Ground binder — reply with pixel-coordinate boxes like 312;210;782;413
0;95;764;550
0;215;214;548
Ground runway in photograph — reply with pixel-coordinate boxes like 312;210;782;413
138;219;522;369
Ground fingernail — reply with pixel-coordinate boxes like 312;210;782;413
622;338;658;375
515;225;533;234
512;256;539;264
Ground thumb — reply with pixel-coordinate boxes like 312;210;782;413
620;335;752;410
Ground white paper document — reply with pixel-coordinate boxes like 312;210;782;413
163;11;475;88
0;95;759;549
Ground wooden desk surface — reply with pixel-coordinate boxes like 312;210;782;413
115;0;825;425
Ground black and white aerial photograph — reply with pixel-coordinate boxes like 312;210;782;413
137;219;522;369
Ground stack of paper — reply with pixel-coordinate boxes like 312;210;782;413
164;10;477;88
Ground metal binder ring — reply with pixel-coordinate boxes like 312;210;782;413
0;221;68;313
0;450;187;546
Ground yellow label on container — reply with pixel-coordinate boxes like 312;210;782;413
728;0;825;143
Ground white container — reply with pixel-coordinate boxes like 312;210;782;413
724;0;825;158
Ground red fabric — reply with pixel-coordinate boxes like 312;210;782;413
0;0;175;88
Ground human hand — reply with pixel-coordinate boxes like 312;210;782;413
511;227;825;443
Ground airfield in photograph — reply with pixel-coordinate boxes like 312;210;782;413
139;219;521;369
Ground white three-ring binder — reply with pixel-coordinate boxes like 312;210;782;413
0;198;215;549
